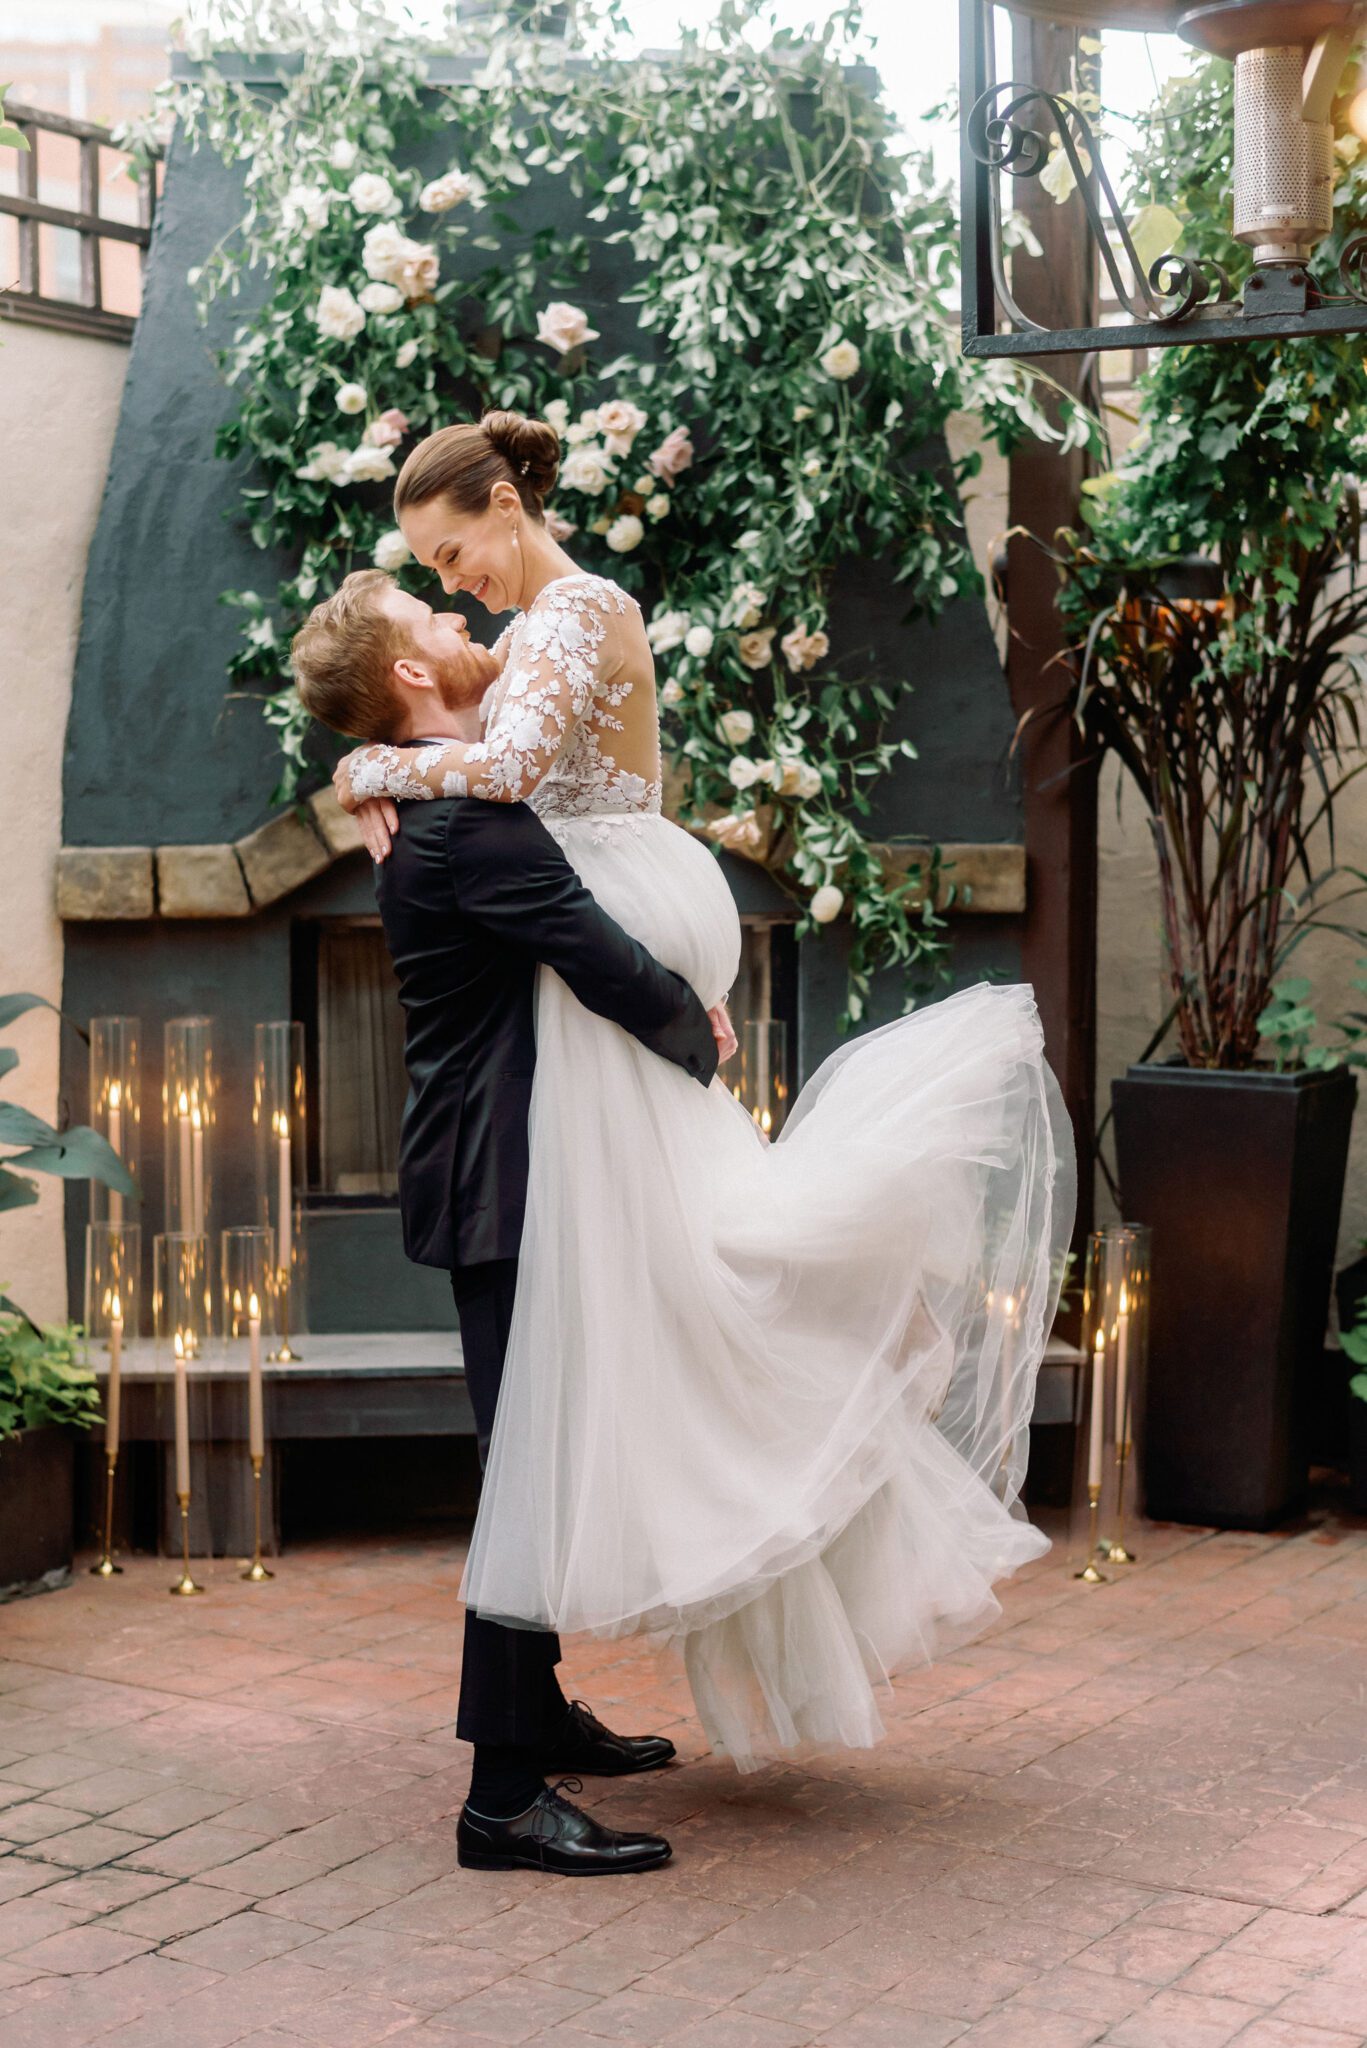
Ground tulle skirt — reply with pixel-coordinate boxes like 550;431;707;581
460;809;1076;1770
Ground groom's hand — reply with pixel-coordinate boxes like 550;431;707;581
356;797;400;863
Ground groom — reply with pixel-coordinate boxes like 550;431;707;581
293;572;721;1876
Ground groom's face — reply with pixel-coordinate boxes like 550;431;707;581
377;586;498;713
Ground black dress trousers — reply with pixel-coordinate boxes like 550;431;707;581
451;1258;563;1747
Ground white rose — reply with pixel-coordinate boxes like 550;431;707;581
535;300;600;355
329;138;358;171
820;338;861;381
560;445;615;496
738;627;776;669
684;625;714;659
795;764;823;799
282;183;329;235
792;404;815;421
358;281;403;314
590;516;613;536
577;407;601;431
645;610;690;655
645;494;671;522
394;338;420;369
597;398;648;454
420;168;476;212
660;678;685;707
719;708;754;746
342;444;397;484
361;221;408;282
295;440;349;483
802;455;822;478
810;884;844;923
564;421;597;446
726;582;766;630
634;471;655;493
314;285;365;341
373;529;412;570
543;398;570;435
606;514;644;554
334;381;368;414
349;170;396;215
728;756;762;790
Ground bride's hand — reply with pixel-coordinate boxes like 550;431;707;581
356;798;399;864
708;1002;738;1064
333;749;367;814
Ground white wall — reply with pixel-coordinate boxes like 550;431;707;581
0;319;129;1325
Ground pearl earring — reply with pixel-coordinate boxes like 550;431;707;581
512;528;520;549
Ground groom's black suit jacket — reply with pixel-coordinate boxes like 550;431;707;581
373;798;717;1270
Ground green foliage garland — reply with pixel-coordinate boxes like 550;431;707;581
134;0;1089;1025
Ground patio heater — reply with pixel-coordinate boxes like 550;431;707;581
961;0;1367;357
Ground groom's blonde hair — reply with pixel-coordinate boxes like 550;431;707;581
291;569;412;740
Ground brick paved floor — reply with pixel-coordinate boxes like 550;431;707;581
1;1509;1366;2047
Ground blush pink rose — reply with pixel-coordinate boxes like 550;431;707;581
648;426;695;482
365;407;410;449
543;508;577;542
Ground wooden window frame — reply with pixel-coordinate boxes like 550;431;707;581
0;100;157;343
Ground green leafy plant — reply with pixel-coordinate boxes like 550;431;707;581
0;994;137;1220
1257;960;1367;1073
0;1304;101;1445
133;0;1093;1025
0;84;31;156
1049;52;1367;1068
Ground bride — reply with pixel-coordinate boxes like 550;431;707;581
332;408;1075;1774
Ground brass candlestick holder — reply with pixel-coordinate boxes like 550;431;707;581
90;1455;122;1577
170;1495;204;1596
241;1456;274;1582
1106;1434;1136;1565
1074;1484;1108;1583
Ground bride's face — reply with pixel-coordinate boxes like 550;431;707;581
400;492;520;615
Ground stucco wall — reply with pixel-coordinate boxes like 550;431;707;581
0;320;130;1324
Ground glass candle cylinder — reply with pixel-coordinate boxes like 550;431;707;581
85;1221;141;1462
89;1017;139;1227
164;1018;214;1244
738;1019;789;1138
253;1021;307;1353
153;1231;211;1507
1075;1222;1153;1569
221;1226;274;1463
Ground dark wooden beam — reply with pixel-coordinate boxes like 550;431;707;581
1005;11;1099;1245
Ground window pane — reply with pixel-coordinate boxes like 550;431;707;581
317;925;408;1196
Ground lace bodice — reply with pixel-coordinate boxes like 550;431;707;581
347;572;663;822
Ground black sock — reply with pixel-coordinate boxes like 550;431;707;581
467;1743;546;1821
543;1668;573;1732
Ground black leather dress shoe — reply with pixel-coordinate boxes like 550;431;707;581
456;1778;672;1875
537;1699;677;1777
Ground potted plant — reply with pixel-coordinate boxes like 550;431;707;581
1046;58;1367;1529
0;993;135;1593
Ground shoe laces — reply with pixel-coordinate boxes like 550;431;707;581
529;1776;585;1846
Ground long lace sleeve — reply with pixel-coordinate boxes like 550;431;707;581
344;578;631;807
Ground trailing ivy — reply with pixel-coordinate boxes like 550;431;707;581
129;0;1091;1025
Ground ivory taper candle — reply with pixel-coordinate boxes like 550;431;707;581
106;1290;122;1457
247;1291;264;1461
177;1092;193;1231
275;1112;292;1275
107;1082;123;1226
1115;1283;1131;1448
1088;1325;1106;1491
173;1329;191;1499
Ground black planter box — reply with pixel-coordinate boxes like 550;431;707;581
0;1425;75;1598
1112;1062;1357;1530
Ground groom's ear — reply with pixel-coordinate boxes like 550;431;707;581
392;656;435;692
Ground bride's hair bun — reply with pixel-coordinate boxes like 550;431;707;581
481;409;560;501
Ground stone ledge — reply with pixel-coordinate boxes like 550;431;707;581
56;846;154;922
235;809;332;909
155;844;251;919
58;821;1028;921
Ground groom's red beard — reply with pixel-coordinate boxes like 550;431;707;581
432;642;498;713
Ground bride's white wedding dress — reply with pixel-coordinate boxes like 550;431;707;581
449;572;1075;1771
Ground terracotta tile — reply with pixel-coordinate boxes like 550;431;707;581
1103;1987;1266;2048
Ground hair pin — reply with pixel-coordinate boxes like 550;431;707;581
520;459;530;476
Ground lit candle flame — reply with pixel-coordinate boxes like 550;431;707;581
109;1080;122;1110
1003;1293;1017;1319
177;1089;189;1116
248;1290;260;1320
174;1329;185;1359
191;1103;202;1133
233;1288;243;1314
1118;1282;1129;1316
1094;1326;1106;1357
